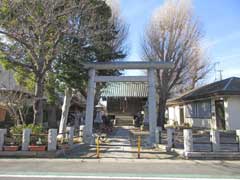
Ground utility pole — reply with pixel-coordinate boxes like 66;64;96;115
218;70;223;80
213;62;223;81
213;62;219;81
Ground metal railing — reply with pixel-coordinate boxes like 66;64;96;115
193;134;213;152
192;132;240;152
219;134;240;152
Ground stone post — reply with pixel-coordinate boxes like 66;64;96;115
183;129;193;152
148;68;157;143
79;125;85;141
143;103;149;126
236;130;240;151
67;127;74;146
167;128;175;151
84;68;96;143
132;119;135;126
155;127;162;144
211;129;220;152
22;128;31;151
0;129;7;151
113;119;117;126
48;129;58;151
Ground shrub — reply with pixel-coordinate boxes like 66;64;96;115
10;124;47;145
10;124;44;135
182;122;192;129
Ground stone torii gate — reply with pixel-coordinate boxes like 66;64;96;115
83;61;173;144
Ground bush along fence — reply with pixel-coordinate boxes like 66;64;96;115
158;127;240;159
0;125;85;154
0;128;57;152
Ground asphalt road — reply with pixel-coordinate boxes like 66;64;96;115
0;159;240;179
0;176;239;180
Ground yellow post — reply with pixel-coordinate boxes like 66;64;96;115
96;137;100;158
137;135;141;159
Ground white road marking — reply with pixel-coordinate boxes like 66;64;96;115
0;175;238;180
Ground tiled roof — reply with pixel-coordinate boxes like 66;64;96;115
168;77;240;103
101;82;148;97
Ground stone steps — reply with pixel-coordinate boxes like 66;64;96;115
115;115;134;126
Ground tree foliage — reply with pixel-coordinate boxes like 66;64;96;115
56;0;128;135
0;0;122;124
55;0;127;94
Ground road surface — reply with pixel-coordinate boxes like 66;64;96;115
1;177;239;180
0;159;239;179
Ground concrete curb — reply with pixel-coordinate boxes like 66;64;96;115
156;144;184;158
185;151;240;160
0;151;58;158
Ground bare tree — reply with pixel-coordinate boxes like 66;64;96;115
142;0;209;127
173;45;211;94
105;0;129;56
0;88;32;126
184;46;211;90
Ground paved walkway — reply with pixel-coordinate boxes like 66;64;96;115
65;126;179;159
101;126;133;158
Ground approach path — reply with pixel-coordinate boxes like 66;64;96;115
66;126;178;159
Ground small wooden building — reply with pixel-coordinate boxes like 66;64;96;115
101;82;148;116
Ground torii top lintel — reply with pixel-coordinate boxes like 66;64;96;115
84;61;174;70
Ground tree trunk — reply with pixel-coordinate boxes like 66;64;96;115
47;105;57;128
18;108;24;125
33;76;44;125
157;97;167;129
58;88;72;135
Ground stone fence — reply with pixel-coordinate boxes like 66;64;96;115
183;129;240;153
0;126;85;152
162;128;240;153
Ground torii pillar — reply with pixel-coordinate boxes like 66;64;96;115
83;68;96;143
148;68;157;143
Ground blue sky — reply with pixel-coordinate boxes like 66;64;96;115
120;0;240;82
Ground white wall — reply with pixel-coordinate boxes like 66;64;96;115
175;106;180;124
169;104;211;127
168;105;181;125
225;96;240;130
168;106;175;124
168;96;240;130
